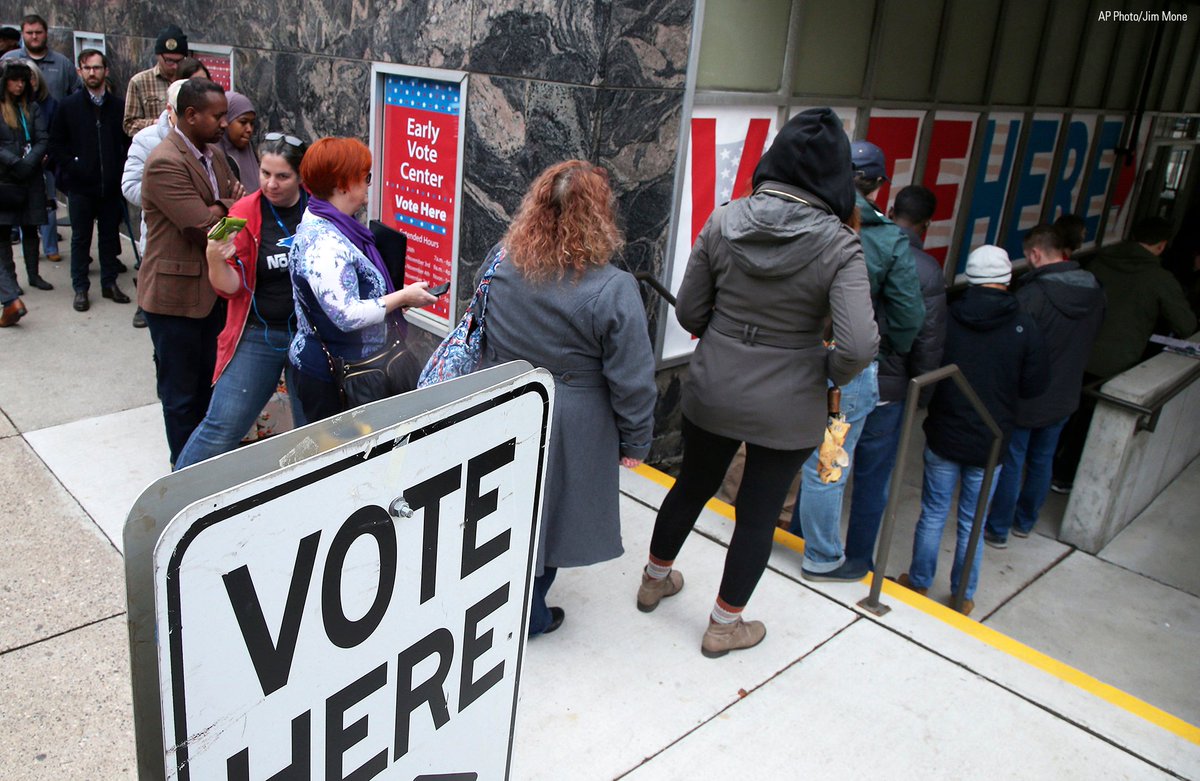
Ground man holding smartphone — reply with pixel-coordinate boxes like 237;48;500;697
138;79;241;466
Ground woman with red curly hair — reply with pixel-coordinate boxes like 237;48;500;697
287;137;437;421
481;159;656;636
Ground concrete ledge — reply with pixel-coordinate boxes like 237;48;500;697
1062;336;1200;553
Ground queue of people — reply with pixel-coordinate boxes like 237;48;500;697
3;17;1196;656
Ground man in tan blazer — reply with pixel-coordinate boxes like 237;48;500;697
139;79;244;466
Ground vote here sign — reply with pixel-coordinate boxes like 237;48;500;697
152;377;551;780
379;73;464;325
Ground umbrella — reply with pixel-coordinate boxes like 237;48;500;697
817;386;851;483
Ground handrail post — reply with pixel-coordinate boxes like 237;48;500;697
858;364;1004;618
858;365;956;616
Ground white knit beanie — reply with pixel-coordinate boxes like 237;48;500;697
965;245;1012;285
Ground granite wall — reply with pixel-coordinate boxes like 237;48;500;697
2;0;694;464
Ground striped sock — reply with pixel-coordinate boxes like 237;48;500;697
710;598;742;625
645;555;673;581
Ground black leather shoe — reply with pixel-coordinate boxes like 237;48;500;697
102;285;131;304
115;260;129;274
543;606;565;635
73;290;89;312
29;277;53;291
132;308;147;328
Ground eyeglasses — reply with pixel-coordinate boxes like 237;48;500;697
264;131;305;148
79;65;106;72
161;55;184;65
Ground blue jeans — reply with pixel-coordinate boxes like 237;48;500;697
985;417;1068;540
175;323;306;470
844;400;906;568
908;446;1001;600
789;362;879;571
528;567;558;636
40;171;57;256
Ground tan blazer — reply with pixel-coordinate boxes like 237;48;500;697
138;130;237;318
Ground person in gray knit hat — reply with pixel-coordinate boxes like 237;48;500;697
897;244;1048;616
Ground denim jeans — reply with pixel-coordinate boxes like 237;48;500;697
908;446;1001;600
844;400;906;568
788;362;879;572
68;192;123;293
143;304;225;466
40;171;57;256
985;417;1068;540
528;566;558;636
174;323;306;470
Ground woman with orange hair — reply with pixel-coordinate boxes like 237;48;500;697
481;159;656;636
287;136;437;421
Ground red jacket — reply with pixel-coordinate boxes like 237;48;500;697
211;191;264;384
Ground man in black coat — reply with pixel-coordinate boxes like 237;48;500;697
843;185;947;571
900;245;1049;615
48;49;131;312
984;225;1104;547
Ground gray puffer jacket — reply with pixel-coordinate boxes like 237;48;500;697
677;182;880;449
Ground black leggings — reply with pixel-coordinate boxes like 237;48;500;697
649;417;812;608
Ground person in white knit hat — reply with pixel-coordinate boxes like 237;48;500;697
896;244;1049;616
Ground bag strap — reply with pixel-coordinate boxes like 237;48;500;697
471;245;506;328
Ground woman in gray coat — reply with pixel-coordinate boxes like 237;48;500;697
482;159;657;636
639;108;879;657
0;60;50;324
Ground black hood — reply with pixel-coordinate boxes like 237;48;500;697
951;286;1019;332
1023;261;1104;320
752;107;855;222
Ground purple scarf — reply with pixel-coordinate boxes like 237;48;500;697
307;196;405;337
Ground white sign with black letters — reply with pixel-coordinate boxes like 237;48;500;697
152;377;551;780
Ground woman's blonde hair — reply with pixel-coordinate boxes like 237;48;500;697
502;160;624;282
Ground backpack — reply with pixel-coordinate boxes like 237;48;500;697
417;245;506;388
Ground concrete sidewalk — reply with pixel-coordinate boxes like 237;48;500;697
1;235;1198;778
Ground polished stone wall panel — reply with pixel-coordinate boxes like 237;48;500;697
471;1;607;85
235;49;372;141
603;0;691;89
19;0;699;461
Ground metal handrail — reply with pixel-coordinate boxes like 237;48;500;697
634;271;677;307
1083;358;1200;433
858;364;1003;616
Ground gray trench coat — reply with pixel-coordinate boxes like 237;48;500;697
482;254;657;572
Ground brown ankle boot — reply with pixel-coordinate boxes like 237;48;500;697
701;616;766;658
637;568;684;612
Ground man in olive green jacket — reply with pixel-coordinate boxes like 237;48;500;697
1083;217;1197;378
1054;216;1197;488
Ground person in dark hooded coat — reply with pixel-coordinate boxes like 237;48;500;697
983;225;1104;546
639;107;879;658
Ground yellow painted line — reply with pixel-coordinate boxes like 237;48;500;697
632;462;1200;746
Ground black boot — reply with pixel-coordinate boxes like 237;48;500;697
28;276;53;291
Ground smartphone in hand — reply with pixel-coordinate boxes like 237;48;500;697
428;281;451;297
208;217;248;241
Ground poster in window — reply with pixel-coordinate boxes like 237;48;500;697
957;112;1023;272
920;112;978;267
663;106;777;361
864;109;926;214
1003;113;1062;259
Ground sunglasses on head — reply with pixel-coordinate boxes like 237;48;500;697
264;131;305;148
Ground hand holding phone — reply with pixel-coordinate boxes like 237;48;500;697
428;281;451;297
208;216;247;241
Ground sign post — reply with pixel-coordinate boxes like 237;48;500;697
125;363;552;780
